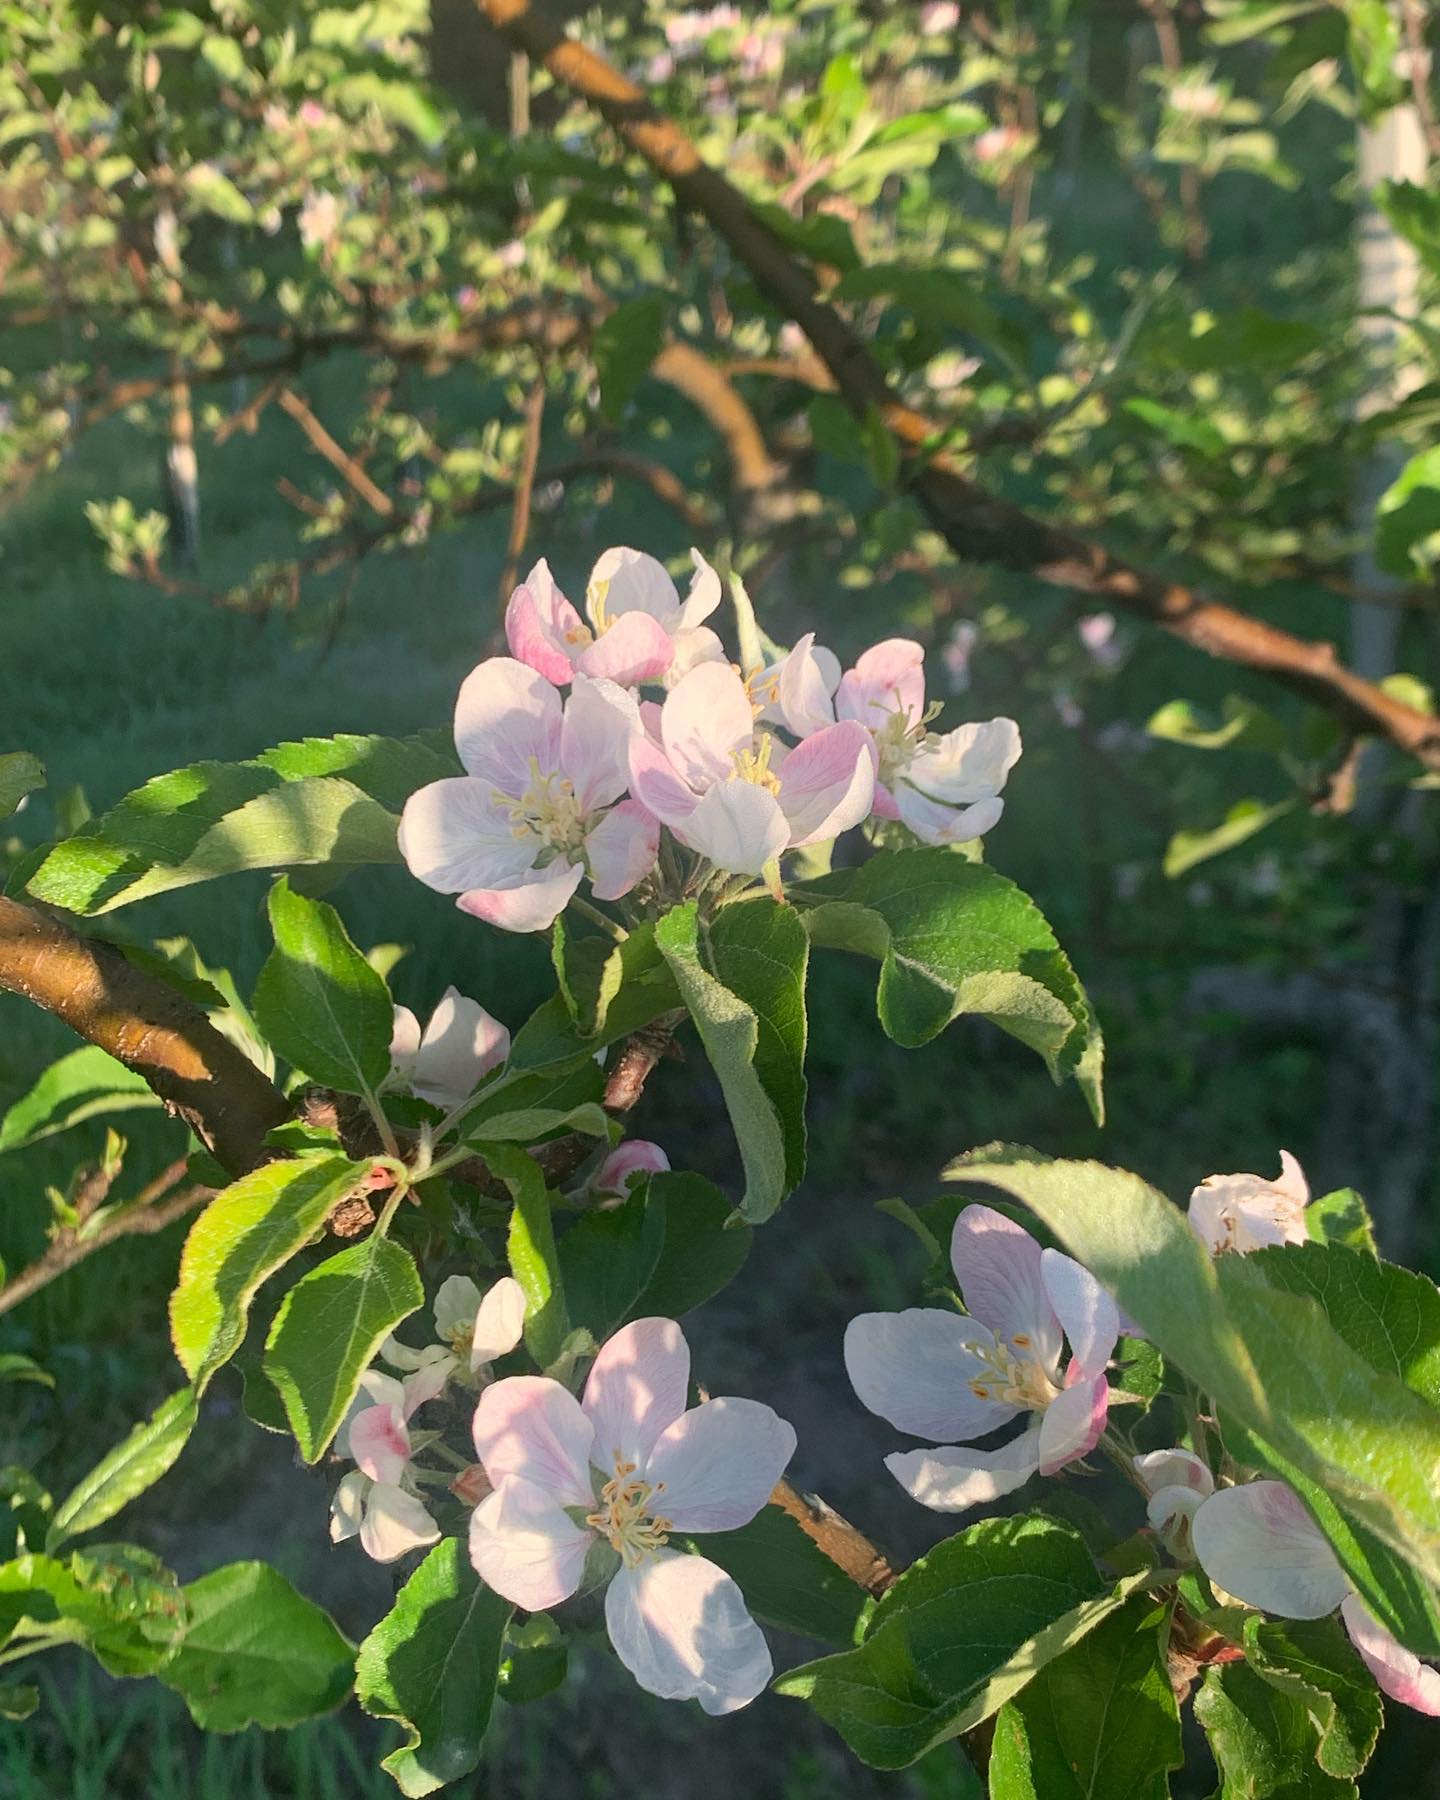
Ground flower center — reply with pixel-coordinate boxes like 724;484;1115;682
966;1335;1059;1410
586;1456;672;1568
443;1322;473;1356
732;733;781;795
871;707;928;787
502;757;589;853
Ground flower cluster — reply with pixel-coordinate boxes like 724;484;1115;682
398;547;1021;931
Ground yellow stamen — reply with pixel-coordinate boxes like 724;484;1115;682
585;1455;672;1568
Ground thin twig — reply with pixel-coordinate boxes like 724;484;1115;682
277;387;394;517
499;378;546;604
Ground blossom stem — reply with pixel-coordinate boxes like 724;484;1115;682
569;896;628;941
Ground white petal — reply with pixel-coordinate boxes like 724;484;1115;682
457;861;585;934
676;549;723;630
389;1006;421;1084
949;1205;1063;1372
605;1551;772;1715
583;1318;691;1475
414;992;509;1109
1191;1482;1351;1619
885;1428;1042;1513
1134;1448;1214;1500
906;717;1022;805
400;1354;456;1416
472;1276;528;1367
843;1309;1018;1443
1040;1250;1120;1378
1036;1373;1108;1475
399;778;537;896
678;778;789;876
434;1274;483;1339
589;545;682;626
329;1470;368;1543
473;1375;595;1506
586;799;660;901
560;677;642;814
643;1398;796;1533
469;1475;593;1611
1146;1483;1207;1542
776;721;875;847
359;1483;440;1563
776;633;837;736
453;656;563;789
661;662;755;791
1341;1594;1440;1715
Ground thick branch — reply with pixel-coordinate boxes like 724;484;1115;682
477;0;1440;773
0;899;291;1174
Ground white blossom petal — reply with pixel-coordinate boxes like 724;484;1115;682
413;993;509;1109
643;1398;796;1533
678;778;789;875
1036;1373;1109;1475
605;1551;772;1714
453;656;564;789
472;1276;528;1367
885;1428;1043;1513
469;1475;593;1610
844;1308;1018;1443
1191;1482;1351;1619
399;778;537;896
1040;1250;1120;1378
589;546;682;627
350;1404;411;1486
583;1318;691;1474
950;1205;1063;1372
1341;1595;1440;1716
457;861;585;934
360;1483;440;1563
473;1375;595;1506
329;1470;368;1543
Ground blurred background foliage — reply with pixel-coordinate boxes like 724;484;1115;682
2;0;1439;1790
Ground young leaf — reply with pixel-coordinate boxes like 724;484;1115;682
1196;1659;1357;1798
0;1355;53;1389
1241;1615;1383;1780
0;1045;162;1154
558;1185;666;1341
252;878;394;1094
0;1546;185;1678
684;1505;868;1647
355;1538;512;1797
490;1142;570;1368
0;751;44;822
776;1512;1140;1769
263;1235;424;1462
1305;1190;1377;1256
170;1155;369;1387
513;922;679;1073
593;294;668;420
159;1562;354;1731
47;1389;198;1551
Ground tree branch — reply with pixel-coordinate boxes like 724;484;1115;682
277;386;395;518
475;0;1440;774
769;1476;896;1595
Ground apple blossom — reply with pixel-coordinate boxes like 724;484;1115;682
587;1139;670;1199
381;1272;527;1386
773;636;1021;844
628;660;874;876
389;986;509;1110
330;1369;442;1563
1134;1446;1214;1558
1191;1480;1440;1715
504;549;723;689
399;658;658;933
845;1204;1119;1512
469;1317;795;1713
1188;1152;1309;1255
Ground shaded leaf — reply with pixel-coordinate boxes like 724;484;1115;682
0;1045;162;1155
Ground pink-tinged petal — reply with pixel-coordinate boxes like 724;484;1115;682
399;779;537;896
335;1371;406;1459
561;677;643;812
777;633;838;736
886;1428;1042;1513
583;1317;690;1473
678;778;788;875
579;611;676;687
1191;1482;1351;1619
843;1309;1018;1443
590;1140;670;1197
1341;1595;1440;1715
589;546;682;626
661;662;755;790
894;782;1004;846
1037;1372;1108;1475
835;638;926;730
586;799;660;901
412;987;510;1108
472;1276;527;1367
389;1006;421;1081
457;862;584;934
1040;1250;1120;1379
907;718;1022;806
676;549;723;630
400;1355;456;1416
473;1375;595;1505
1146;1483;1208;1546
469;1475;592;1610
505;561;588;684
643;1398;796;1532
453;656;563;788
777;721;875;846
870;780;901;821
361;1483;440;1563
666;625;727;687
351;1404;411;1486
605;1551;772;1714
628;736;700;829
1275;1150;1310;1206
1188;1163;1311;1256
1134;1448;1214;1500
329;1470;368;1543
639;699;665;745
950;1205;1063;1372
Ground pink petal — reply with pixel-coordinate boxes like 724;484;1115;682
1037;1372;1108;1475
453;656;563;789
885;1428;1042;1513
400;1355;456;1416
336;1370;407;1456
350;1404;411;1486
628;736;701;828
870;780;901;821
457;861;585;934
661;662;755;790
835;638;926;730
583;1317;690;1474
1134;1448;1213;1500
604;1551;772;1714
1341;1594;1440;1715
643;1397;796;1532
676;549;723;630
412;986;510;1109
505;560;588;685
586;799;660;901
589;546;682;626
1191;1482;1351;1619
906;718;1022;806
843;1308;1019;1443
360;1482;440;1563
677;777;788;875
667;624;728;685
776;720;875;846
473;1374;595;1506
471;1276;527;1367
469;1474;592;1610
777;633;838;736
950;1205;1063;1372
561;677;643;812
579;611;676;687
1040;1250;1120;1379
590;1139;670;1197
399;778;537;896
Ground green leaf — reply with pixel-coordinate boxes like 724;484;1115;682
253;878;394;1094
1240;1615;1382;1781
1124;396;1227;458
0;1045;163;1154
511;922;679;1074
775;1513;1139;1769
263;1235;423;1462
459;1100;610;1146
24;734;452;916
708;898;808;1194
355;1539;512;1797
1305;1189;1377;1255
160;1562;354;1730
0;1546;186;1677
1163;798;1295;878
1376;443;1440;579
630;1170;752;1318
655;901;798;1223
492;1142;569;1368
1147;697;1281;753
48;1389;198;1551
986;1598;1181;1799
0;1354;52;1389
1377;179;1440;279
0;751;44;822
1196;1659;1358;1797
497;1613;568;1704
685;1505;868;1647
593;295;668;421
794;850;1103;1121
950;1151;1440;1651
